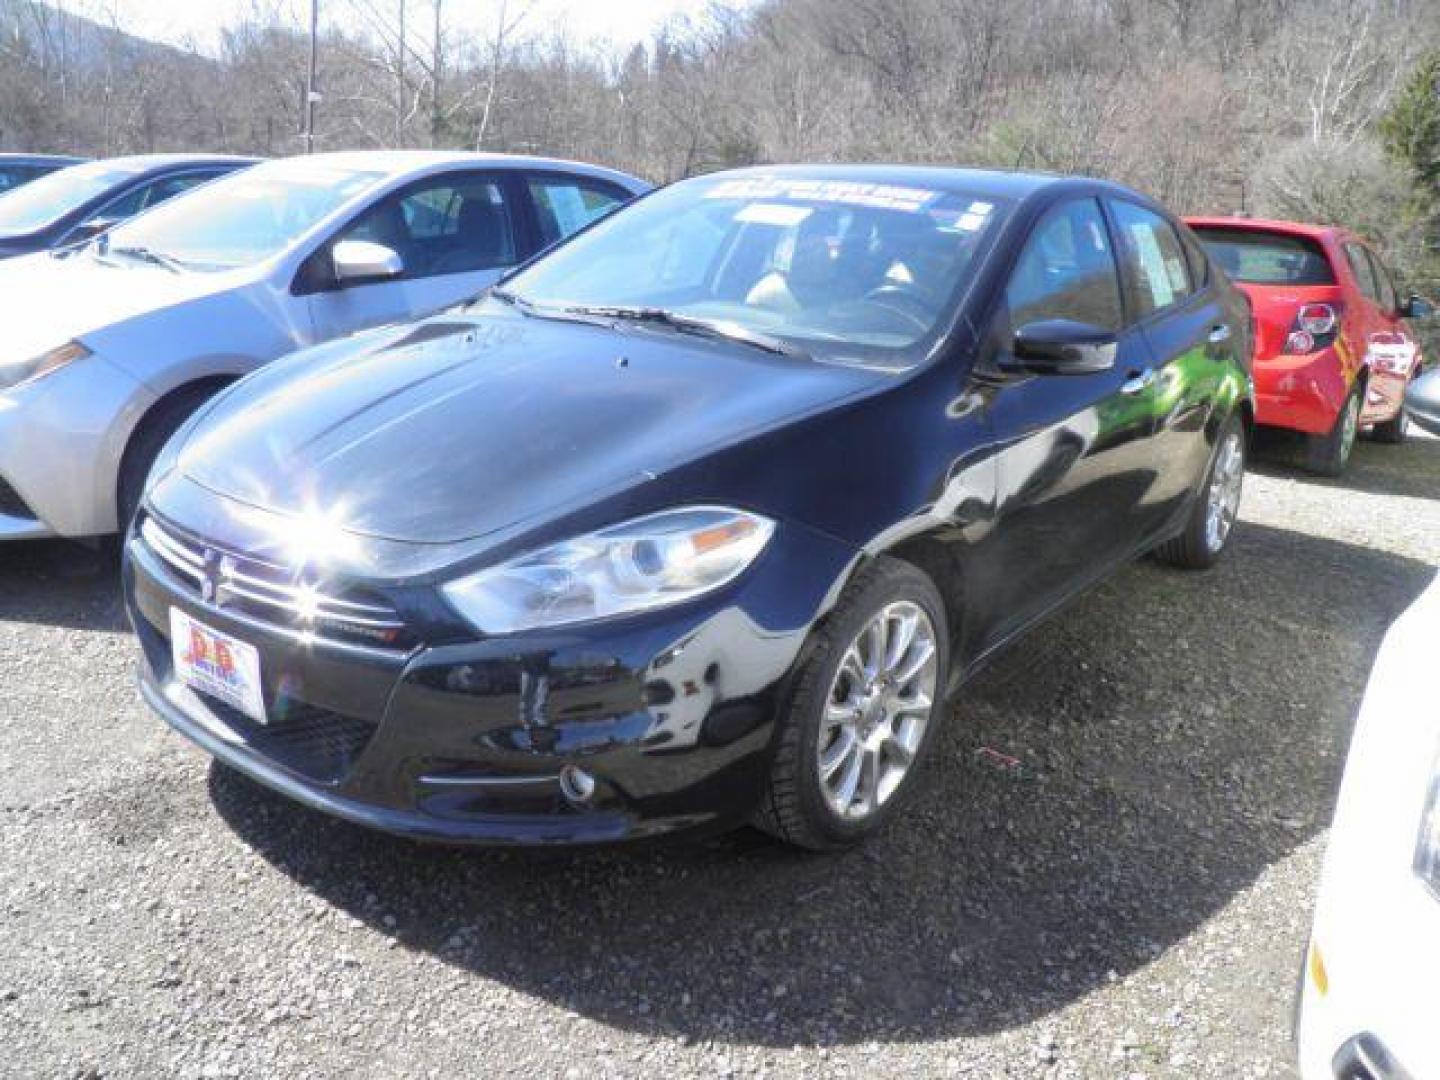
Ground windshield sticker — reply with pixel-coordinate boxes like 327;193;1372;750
735;203;814;227
706;178;941;212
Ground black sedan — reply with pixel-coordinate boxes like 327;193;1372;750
0;153;257;259
125;165;1253;849
0;153;88;195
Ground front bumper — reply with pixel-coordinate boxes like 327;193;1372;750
1253;346;1352;435
0;354;154;539
124;511;856;845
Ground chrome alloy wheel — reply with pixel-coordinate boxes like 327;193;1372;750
817;601;938;821
1205;429;1244;553
1340;393;1360;462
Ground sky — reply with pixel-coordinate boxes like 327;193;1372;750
48;0;753;53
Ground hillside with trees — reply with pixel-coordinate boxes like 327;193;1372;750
2;0;1438;291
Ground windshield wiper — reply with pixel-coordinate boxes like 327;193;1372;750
561;304;810;361
109;245;187;273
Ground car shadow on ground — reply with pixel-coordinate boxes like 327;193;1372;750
206;519;1437;1047
1249;428;1440;501
0;539;126;632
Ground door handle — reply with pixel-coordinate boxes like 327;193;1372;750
1208;324;1232;344
1120;368;1156;395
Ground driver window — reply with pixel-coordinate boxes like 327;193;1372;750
1006;198;1123;332
339;174;516;280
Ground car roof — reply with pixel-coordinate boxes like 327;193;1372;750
0;153;89;166
1184;215;1349;243
700;163;1155;205
294;150;650;191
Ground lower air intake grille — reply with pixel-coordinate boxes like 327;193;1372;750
199;694;379;784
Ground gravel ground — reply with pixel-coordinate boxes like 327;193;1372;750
2;433;1438;1080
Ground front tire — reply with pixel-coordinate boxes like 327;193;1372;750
1370;400;1408;445
756;557;949;851
1155;413;1245;570
116;385;219;534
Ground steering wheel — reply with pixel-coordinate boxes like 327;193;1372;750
860;285;934;331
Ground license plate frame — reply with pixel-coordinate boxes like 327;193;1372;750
170;608;266;724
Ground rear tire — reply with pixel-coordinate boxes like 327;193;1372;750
1304;384;1361;476
1155;413;1245;571
755;557;949;851
116;385;220;534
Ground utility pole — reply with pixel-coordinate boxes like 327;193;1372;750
303;0;319;153
396;0;406;145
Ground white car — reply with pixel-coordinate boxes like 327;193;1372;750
1297;566;1440;1074
0;150;649;541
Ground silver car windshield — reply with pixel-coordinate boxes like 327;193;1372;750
103;160;387;271
0;162;144;236
499;175;1011;367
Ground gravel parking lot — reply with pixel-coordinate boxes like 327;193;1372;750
2;434;1438;1080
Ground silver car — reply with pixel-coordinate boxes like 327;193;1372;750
0;150;649;541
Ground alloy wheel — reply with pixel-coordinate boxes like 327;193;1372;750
817;601;938;822
1205;430;1244;553
1340;394;1360;463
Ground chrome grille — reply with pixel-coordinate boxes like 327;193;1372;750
139;515;409;650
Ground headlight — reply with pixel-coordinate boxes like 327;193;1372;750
1415;747;1440;898
442;506;775;634
0;341;91;392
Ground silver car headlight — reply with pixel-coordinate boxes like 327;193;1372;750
442;507;775;634
0;341;91;392
1415;747;1440;899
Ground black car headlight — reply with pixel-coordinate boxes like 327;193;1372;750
442;506;775;634
0;341;90;392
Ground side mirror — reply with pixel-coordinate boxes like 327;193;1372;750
1011;319;1118;375
332;240;403;286
1405;368;1440;437
1402;294;1436;320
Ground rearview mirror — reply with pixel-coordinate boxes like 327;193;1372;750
333;240;403;286
1402;294;1436;320
1012;319;1117;375
1405;368;1440;437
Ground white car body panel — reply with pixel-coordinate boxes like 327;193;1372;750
1298;570;1440;1079
0;151;648;538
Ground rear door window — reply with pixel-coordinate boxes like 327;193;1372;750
1192;228;1335;286
1109;201;1194;319
1363;246;1398;312
1344;242;1380;303
527;176;629;248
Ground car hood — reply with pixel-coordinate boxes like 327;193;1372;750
177;313;886;546
0;250;240;361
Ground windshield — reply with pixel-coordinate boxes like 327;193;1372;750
103;160;386;270
1193;227;1336;287
0;161;142;236
498;175;1012;366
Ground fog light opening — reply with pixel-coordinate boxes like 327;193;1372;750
559;765;597;805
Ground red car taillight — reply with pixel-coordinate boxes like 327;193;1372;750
1285;303;1340;354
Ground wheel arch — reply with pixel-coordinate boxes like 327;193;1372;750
110;374;238;527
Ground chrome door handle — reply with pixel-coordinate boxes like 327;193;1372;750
1120;368;1156;395
1208;324;1232;344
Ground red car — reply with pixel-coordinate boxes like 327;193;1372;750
1186;217;1433;475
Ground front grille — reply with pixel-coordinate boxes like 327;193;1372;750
0;478;35;521
139;514;411;651
199;693;378;784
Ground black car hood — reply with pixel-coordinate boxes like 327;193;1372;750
179;313;885;546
